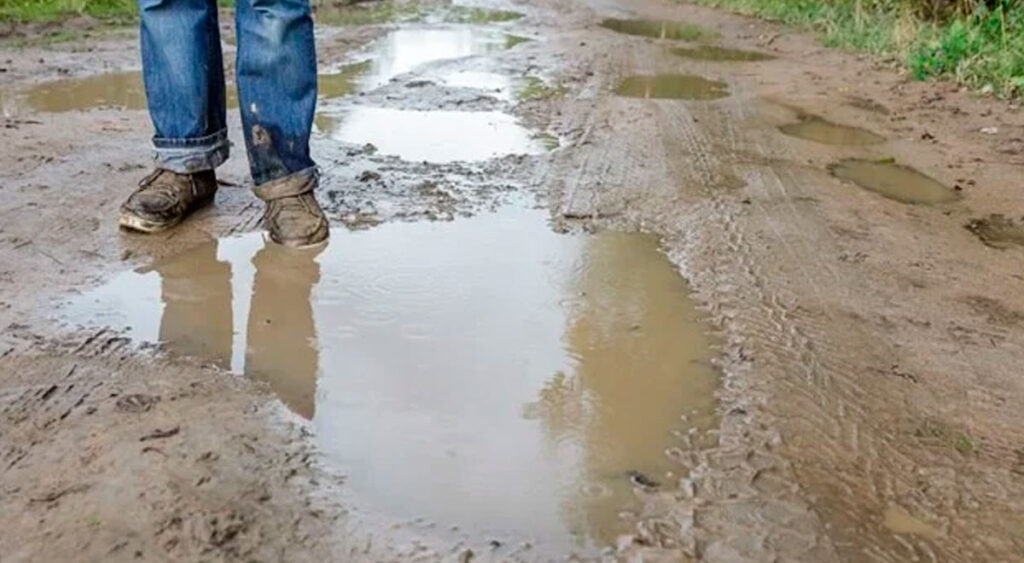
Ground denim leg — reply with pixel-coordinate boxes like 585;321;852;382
235;0;317;186
139;0;229;173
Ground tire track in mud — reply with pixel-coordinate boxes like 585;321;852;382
538;1;1024;558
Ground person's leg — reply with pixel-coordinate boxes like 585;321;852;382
121;0;227;233
235;0;328;247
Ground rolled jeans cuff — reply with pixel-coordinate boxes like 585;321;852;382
152;129;230;174
252;166;319;193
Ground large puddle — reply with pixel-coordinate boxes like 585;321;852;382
599;18;710;41
65;206;720;554
614;74;730;100
779;115;885;146
830;159;958;204
312;26;539;161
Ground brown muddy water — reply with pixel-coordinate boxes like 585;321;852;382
4;27;515;114
599;18;710;41
614;74;729;100
63;206;720;555
6;64;367;114
882;507;941;539
830;159;958;204
670;45;774;62
779;115;885;146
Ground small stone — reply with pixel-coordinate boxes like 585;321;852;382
981;126;999;135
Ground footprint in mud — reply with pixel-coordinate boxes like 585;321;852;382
599;18;711;41
828;159;958;204
780;114;885;146
964;214;1024;249
670;45;775;62
614;74;729;100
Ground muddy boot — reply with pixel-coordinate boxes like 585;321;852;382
253;172;329;248
119;169;218;233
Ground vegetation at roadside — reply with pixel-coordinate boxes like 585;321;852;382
682;0;1024;97
313;0;420;26
0;0;136;23
441;5;522;23
517;76;567;101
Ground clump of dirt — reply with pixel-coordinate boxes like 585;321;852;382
964;214;1024;249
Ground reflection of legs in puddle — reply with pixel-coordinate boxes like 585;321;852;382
245;243;323;419
155;240;233;369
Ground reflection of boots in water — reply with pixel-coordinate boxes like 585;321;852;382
245;242;323;420
155;239;233;368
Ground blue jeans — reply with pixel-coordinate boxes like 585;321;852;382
139;0;317;186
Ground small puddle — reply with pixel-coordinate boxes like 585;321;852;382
965;214;1024;249
599;18;710;41
317;107;541;162
829;160;958;204
882;507;940;539
14;63;369;113
22;72;148;112
671;45;774;62
614;74;729;100
779;115;885;146
358;27;512;88
66;206;720;555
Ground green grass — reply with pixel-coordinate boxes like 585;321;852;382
0;0;136;23
441;6;523;23
681;0;1024;98
313;0;421;26
517;75;567;101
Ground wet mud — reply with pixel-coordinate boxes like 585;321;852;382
829;159;958;204
614;74;729;100
779;114;885;146
6;0;1024;561
670;44;774;62
65;205;720;555
599;18;711;41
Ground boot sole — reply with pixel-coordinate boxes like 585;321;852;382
118;194;215;234
118;212;183;234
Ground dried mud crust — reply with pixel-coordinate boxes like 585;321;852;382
3;0;1024;561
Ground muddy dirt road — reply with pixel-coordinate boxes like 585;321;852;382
3;0;1024;561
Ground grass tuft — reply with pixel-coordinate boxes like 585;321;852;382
681;0;1024;98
